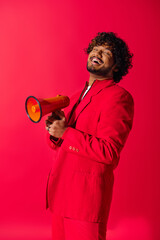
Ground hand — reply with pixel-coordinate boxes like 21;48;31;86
45;111;61;128
45;110;67;138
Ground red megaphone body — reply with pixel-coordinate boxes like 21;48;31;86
25;95;70;123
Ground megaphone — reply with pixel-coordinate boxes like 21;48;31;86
25;95;70;123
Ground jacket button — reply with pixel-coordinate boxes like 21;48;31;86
73;147;76;151
69;146;72;150
76;148;79;152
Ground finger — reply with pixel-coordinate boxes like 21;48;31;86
45;126;50;131
52;120;64;127
49;128;56;136
47;116;56;122
49;121;59;129
45;120;52;127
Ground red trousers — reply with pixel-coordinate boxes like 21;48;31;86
52;213;107;240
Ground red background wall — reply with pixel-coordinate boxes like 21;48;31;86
0;0;159;239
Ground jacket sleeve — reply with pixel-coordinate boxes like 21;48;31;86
61;91;134;169
46;91;81;150
46;131;63;150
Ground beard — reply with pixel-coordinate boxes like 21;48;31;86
87;61;113;77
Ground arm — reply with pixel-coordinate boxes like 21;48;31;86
61;91;134;169
45;91;81;150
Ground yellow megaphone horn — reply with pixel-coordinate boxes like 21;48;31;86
25;95;70;123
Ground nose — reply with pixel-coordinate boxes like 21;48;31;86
97;49;103;57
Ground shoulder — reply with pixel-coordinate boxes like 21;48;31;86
101;83;134;105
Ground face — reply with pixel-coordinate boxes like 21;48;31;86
87;44;116;77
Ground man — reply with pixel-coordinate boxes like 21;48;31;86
45;32;134;240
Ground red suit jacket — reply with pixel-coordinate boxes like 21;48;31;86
46;78;134;223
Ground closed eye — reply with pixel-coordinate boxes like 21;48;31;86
92;48;112;57
104;51;111;56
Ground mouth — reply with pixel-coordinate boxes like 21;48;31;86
90;56;103;65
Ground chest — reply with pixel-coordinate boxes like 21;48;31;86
64;93;109;135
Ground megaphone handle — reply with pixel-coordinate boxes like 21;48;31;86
51;112;61;120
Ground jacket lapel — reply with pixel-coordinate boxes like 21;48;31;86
68;79;115;126
67;81;88;125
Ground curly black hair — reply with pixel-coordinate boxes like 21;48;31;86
84;32;133;83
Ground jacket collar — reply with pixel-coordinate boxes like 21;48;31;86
77;78;115;103
84;78;115;98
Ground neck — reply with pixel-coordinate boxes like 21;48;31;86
88;73;113;86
